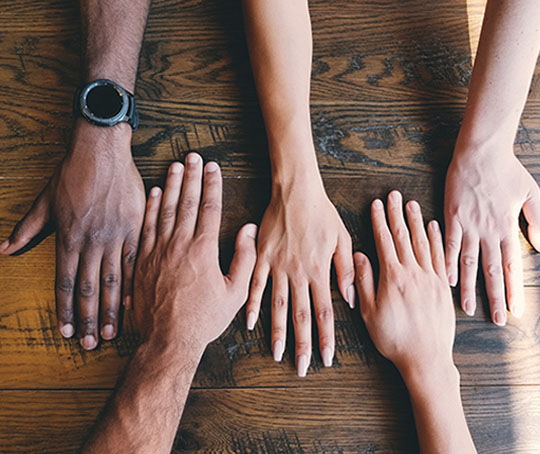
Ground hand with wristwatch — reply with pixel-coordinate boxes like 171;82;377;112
0;78;146;350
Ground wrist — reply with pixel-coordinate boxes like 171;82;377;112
69;118;133;160
137;334;205;373
454;118;516;159
400;357;460;398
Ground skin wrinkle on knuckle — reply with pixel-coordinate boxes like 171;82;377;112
180;197;198;213
461;254;477;268
102;309;117;323
80;316;96;332
124;247;137;265
486;263;502;277
316;306;333;323
504;260;515;273
272;296;286;310
102;273;119;288
56;276;74;294
271;327;285;339
79;280;95;298
201;200;220;214
58;307;74;322
294;309;310;325
446;239;460;251
295;341;310;352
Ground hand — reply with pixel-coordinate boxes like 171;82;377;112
246;175;354;377
354;191;455;377
133;153;258;351
0;121;145;349
444;146;540;325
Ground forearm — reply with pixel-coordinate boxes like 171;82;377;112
80;0;151;92
242;0;320;184
401;362;476;454
82;339;204;454
459;0;540;151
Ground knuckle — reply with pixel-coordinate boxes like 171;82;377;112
124;246;138;265
340;267;355;282
201;200;220;214
394;227;408;240
487;263;501;277
461;254;477;268
295;341;311;353
251;277;267;292
56;275;74;294
102;309;118;323
102;273;120;288
272;296;287;311
271;327;285;339
446;239;460;251
294;309;310;325
79;279;95;298
86;229;103;245
160;208;176;221
57;307;74;322
504;260;516;274
180;197;199;212
80;316;96;332
316;305;333;323
141;227;154;243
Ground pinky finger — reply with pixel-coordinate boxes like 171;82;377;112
246;260;270;331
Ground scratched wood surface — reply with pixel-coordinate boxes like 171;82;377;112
1;0;540;453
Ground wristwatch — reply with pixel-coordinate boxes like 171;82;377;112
73;79;139;131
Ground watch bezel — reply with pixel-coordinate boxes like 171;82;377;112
79;79;130;127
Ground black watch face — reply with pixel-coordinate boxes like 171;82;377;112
80;80;130;126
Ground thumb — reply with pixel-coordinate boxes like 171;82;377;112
354;252;376;319
0;187;51;255
227;223;258;297
523;187;540;252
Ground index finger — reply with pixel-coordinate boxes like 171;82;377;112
371;199;398;266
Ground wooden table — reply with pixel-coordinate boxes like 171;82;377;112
1;0;539;452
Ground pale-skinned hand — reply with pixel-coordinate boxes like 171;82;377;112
0;120;145;349
245;176;354;377
445;147;540;325
134;153;257;351
355;191;455;377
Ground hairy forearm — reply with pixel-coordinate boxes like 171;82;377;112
459;0;540;150
242;0;320;183
80;0;151;92
82;339;204;454
401;362;476;454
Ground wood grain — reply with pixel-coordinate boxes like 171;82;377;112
2;0;540;452
0;386;539;454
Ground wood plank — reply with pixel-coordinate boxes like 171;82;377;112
0;386;539;453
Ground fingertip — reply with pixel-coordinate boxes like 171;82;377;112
149;186;162;198
247;310;257;331
407;200;420;213
493;310;507;327
354;251;367;267
388;190;402;202
124;295;132;310
169;161;183;175
186;152;202;165
59;323;74;339
372;199;384;210
242;223;258;240
205;161;220;173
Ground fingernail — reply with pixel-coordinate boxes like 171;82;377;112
493;310;507;327
463;299;475;316
354;253;365;266
409;200;420;212
101;324;115;340
247;311;257;331
245;224;258;239
187;153;200;164
373;199;383;210
124;296;132;309
0;239;9;252
80;335;97;350
273;340;284;362
206;161;219;173
448;273;456;287
297;354;309;378
322;347;333;367
170;162;182;174
510;302;524;319
60;323;74;338
150;187;161;197
430;220;440;232
389;191;400;201
346;285;355;309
